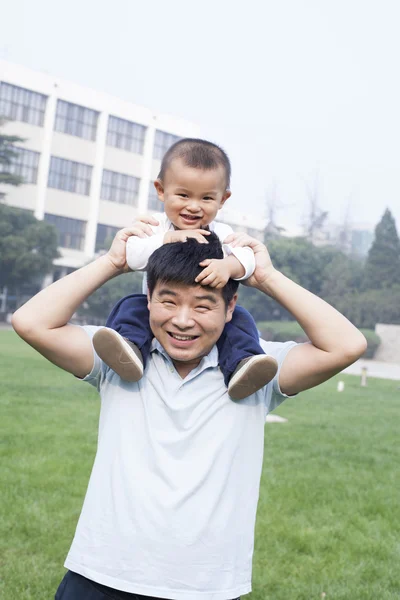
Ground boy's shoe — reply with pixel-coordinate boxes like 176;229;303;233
92;328;144;382
228;355;278;400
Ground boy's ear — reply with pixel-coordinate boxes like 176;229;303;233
219;190;231;208
154;179;165;203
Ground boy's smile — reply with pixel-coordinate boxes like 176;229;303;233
154;158;231;230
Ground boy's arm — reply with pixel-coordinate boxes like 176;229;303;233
225;233;367;396
11;228;135;378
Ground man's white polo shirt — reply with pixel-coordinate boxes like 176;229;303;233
65;327;296;600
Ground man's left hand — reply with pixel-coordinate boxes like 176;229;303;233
223;233;277;292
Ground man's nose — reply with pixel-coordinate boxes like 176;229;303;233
171;307;195;329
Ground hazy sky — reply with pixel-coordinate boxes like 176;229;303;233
2;0;400;232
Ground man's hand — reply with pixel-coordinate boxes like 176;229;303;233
224;233;277;291
195;258;234;288
164;229;210;244
132;214;160;235
107;227;152;273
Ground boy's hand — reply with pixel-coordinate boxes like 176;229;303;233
195;258;234;288
164;229;210;244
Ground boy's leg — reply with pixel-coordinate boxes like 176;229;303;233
217;305;278;400
93;294;153;382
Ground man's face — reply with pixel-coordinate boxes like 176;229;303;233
148;281;237;376
154;158;231;230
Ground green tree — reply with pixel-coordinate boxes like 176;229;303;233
78;272;143;321
363;208;400;289
240;236;363;323
0;204;59;291
0;120;25;187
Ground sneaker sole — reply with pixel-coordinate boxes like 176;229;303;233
228;355;278;400
92;328;144;382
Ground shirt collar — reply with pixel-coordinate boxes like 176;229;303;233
150;338;219;373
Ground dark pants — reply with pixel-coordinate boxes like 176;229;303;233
55;571;240;600
106;294;264;385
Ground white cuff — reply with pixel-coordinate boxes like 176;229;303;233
222;244;256;280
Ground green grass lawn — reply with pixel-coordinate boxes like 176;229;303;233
1;330;400;600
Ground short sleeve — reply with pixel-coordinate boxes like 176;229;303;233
259;339;298;414
78;326;105;391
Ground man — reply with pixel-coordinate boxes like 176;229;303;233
12;229;366;600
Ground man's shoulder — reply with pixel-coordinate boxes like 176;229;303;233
259;338;298;364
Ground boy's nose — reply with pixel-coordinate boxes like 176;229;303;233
186;200;201;212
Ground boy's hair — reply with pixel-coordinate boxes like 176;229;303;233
147;232;239;306
158;138;231;189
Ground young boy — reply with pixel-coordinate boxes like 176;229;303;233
93;138;278;399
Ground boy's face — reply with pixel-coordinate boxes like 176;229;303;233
154;158;231;230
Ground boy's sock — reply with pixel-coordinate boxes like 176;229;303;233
93;328;144;382
228;355;278;400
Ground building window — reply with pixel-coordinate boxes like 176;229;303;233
107;116;146;154
4;147;40;184
54;100;99;141
148;182;162;212
153;130;181;160
48;156;92;195
95;224;119;251
44;214;86;250
0;82;47;127
101;170;140;205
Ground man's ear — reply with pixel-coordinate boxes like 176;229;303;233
225;293;238;324
154;179;165;203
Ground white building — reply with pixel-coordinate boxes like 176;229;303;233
0;60;199;278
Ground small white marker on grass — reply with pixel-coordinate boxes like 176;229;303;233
337;380;345;392
266;414;288;423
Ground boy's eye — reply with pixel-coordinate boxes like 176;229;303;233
178;193;188;198
203;197;213;201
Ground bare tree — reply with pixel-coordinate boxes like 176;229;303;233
302;171;328;243
336;195;353;253
264;180;286;240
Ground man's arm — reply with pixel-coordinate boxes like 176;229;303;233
11;228;135;378
225;234;367;396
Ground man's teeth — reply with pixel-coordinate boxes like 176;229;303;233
170;333;195;340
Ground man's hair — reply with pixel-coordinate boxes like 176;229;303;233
158;138;231;189
147;232;239;305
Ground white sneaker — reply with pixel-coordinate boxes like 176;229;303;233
228;355;278;400
92;328;144;382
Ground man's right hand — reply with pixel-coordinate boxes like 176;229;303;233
107;226;155;273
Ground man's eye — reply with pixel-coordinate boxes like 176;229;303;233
197;305;210;311
163;301;175;307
